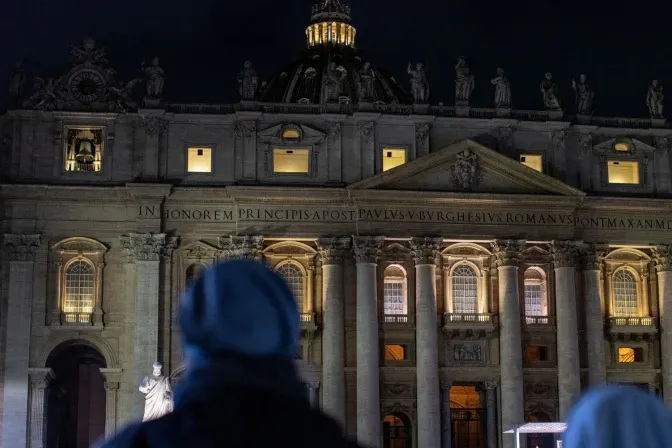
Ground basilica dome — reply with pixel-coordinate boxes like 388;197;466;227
258;0;411;105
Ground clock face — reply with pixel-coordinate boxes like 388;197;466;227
69;69;106;102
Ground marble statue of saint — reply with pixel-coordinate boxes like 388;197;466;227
540;72;561;110
572;74;594;115
324;62;346;102
237;60;258;101
647;80;664;118
357;62;375;102
141;57;165;98
407;62;429;103
454;57;475;105
139;361;173;422
8;60;25;104
490;67;511;108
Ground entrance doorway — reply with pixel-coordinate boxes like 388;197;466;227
46;341;107;448
450;385;485;448
382;412;412;448
527;413;555;448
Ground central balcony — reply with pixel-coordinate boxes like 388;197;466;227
442;313;497;339
300;313;318;335
608;316;658;341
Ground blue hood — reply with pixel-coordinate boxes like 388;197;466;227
563;386;672;448
179;259;300;365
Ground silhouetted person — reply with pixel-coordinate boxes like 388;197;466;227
96;259;363;448
563;385;672;448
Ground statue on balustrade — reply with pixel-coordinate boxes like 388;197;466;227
572;74;594;115
357;61;375;102
324;62;347;103
490;67;511;108
454;56;475;105
237;60;258;101
140;361;174;421
647;79;664;118
141;57;165;98
8;60;26;106
540;72;561;110
407;62;429;103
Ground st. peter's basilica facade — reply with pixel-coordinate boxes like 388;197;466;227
2;1;672;448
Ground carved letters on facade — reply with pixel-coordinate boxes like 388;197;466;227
453;342;483;362
3;234;41;261
451;148;481;189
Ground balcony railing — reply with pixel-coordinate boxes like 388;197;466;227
63;312;92;325
300;313;318;333
445;313;492;323
609;316;655;327
383;314;409;324
300;313;313;323
524;315;555;326
608;316;657;340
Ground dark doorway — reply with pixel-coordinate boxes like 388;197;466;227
382;412;412;448
46;341;107;448
527;412;554;448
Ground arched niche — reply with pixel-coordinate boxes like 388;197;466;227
382;411;413;448
38;333;118;369
51;237;108;253
604;247;651;262
441;242;492;257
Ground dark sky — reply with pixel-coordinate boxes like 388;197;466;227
0;0;665;116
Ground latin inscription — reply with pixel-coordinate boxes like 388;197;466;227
137;206;672;231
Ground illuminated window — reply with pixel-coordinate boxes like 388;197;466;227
524;267;548;317
452;265;478;314
520;154;543;172
382;148;407;172
273;149;310;174
607;160;640;184
63;260;95;324
276;262;305;308
618;347;644;363
187;147;212;173
383;264;407;316
525;345;549;362
613;269;639;317
282;128;301;140
384;344;407;360
64;127;104;172
613;139;632;152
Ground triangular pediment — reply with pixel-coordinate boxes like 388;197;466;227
257;123;326;143
181;241;218;260
593;137;655;154
348;139;585;197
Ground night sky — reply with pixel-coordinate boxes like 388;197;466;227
0;0;664;116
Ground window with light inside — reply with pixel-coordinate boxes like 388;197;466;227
187;147;212;173
273;148;310;174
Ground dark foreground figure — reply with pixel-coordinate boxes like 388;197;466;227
97;259;362;448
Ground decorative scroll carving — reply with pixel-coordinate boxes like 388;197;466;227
580;244;606;271
357;121;374;143
410;237;443;265
491;240;525;267
162;237;179;261
234;121;255;139
415;124;430;149
327;122;341;140
655;136;669;154
453;343;483;362
352;236;384;263
316;237;350;265
184;244;208;260
384;383;410;397
382;243;412;261
381;401;417;419
29;368;54;390
653;245;672;272
218;235;263;260
550;240;582;268
483;380;498;390
104;381;120;391
578;133;593;154
142;117;168;136
120;233;167;262
551;130;565;151
3;234;41;261
451;148;481;189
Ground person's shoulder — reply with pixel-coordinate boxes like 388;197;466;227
92;422;145;448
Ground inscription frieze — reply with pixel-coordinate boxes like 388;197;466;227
136;205;672;231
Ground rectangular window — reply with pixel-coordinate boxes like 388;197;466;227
384;344;407;361
187;147;212;173
607;160;640;184
382;148;407;172
618;347;644;363
525;345;548;362
520;154;543;172
524;284;544;316
64;127;104;173
273;148;310;174
383;282;404;315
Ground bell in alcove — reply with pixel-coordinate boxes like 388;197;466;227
75;138;95;164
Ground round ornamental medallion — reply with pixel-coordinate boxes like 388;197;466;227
68;69;106;102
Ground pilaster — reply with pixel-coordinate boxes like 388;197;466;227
100;368;123;437
27;368;53;448
653;245;672;405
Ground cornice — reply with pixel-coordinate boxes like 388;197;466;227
581;196;672;212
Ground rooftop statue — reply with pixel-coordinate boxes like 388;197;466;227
490;67;511;108
455;57;475;106
237;60;258;101
324;62;348;103
357;62;375;102
8;60;26;105
540;72;561;111
141;57;165;98
647;80;664;118
572;74;594;115
407;62;429;104
140;361;173;421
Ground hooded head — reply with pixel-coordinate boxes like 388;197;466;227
563;386;672;448
179;259;299;367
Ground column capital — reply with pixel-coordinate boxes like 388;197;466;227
120;233;169;262
3;233;41;261
218;235;263;260
352;236;384;264
551;240;583;268
653;246;672;272
491;239;525;267
410;237;443;265
316;237;351;265
579;243;607;271
28;368;54;389
104;381;120;391
99;367;123;383
306;380;321;389
440;380;452;390
483;380;499;390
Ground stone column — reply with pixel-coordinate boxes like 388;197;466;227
491;240;524;448
1;234;41;448
307;381;320;409
440;381;452;448
581;245;607;386
27;368;53;448
551;241;582;419
483;381;498;448
316;237;350;426
411;237;443;448
100;368;123;437
353;236;384;448
120;233;177;416
218;235;264;260
653;246;672;405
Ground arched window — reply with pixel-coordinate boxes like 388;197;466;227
452;265;478;314
524;267;548;317
185;263;206;285
613;269;639;317
63;260;95;324
276;262;305;306
383;265;408;316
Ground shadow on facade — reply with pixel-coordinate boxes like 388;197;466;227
46;340;107;448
